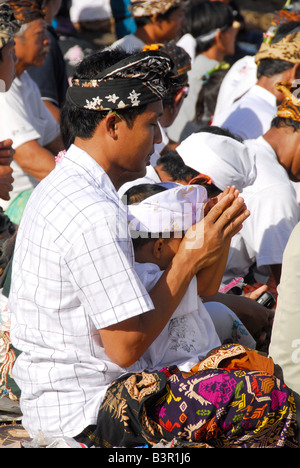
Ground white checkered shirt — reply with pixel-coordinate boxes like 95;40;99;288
9;145;154;439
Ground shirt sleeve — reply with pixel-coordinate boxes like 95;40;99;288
242;185;300;268
0;87;40;148
0;76;60;149
64;216;154;329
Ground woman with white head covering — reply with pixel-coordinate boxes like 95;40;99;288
176;127;257;192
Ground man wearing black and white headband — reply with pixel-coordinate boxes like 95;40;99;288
8;47;251;445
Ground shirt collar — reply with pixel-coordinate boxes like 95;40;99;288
63;144;121;205
251;84;277;106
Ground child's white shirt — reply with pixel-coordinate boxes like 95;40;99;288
129;262;221;373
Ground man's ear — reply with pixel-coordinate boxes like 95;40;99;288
214;29;222;47
104;111;122;139
152;238;164;259
291;62;300;82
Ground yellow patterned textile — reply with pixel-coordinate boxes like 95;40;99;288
255;30;300;65
276;82;300;121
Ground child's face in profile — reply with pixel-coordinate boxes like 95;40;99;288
157;236;183;270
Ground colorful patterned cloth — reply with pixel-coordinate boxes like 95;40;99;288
6;0;45;24
75;344;298;448
0;292;20;402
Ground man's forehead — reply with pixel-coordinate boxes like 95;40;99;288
145;100;164;117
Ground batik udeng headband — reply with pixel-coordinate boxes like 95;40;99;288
129;0;186;17
66;51;175;111
276;82;300;121
127;184;207;234
0;3;21;49
255;29;300;65
263;9;300;44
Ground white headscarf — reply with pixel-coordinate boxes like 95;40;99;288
176;132;257;192
128;184;207;234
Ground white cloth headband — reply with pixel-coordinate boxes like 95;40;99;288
196;28;220;43
177;133;257;192
128;184;207;234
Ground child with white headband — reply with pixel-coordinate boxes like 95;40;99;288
125;182;256;373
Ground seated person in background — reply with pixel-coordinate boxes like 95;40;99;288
0;0;64;224
177;113;300;289
213;6;300;118
108;0;188;52
212;21;300;140
0;3;20;206
143;40;191;165
167;0;239;143
125;182;256;363
27;0;69;122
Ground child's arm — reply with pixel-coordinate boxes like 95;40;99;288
99;192;249;368
196;237;231;296
195;186;248;296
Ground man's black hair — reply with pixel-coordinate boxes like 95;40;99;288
123;183;169;250
123;183;168;205
185;1;235;54
196;124;244;142
271;116;300;132
156;150;198;181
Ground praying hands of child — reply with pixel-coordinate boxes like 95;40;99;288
180;185;249;295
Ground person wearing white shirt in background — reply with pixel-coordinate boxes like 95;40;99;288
0;0;64;225
212;21;300;140
167;1;240;144
0;3;20;205
213;6;300;118
108;0;187;53
178;89;300;290
70;0;112;24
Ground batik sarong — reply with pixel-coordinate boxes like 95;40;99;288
75;344;299;448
